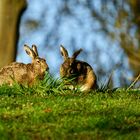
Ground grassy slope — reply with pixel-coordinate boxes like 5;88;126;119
0;76;140;140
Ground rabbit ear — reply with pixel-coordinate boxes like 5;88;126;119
72;49;82;59
60;45;69;60
32;45;39;57
24;44;36;59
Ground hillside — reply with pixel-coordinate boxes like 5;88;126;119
0;75;140;140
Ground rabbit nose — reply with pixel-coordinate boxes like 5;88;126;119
45;64;49;71
46;67;49;71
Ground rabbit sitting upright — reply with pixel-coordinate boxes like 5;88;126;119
0;44;49;86
60;45;98;92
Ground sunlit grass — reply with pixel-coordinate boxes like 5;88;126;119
0;74;140;140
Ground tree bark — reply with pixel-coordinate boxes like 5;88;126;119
0;0;27;68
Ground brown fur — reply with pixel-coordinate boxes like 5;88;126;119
60;45;98;92
0;44;49;86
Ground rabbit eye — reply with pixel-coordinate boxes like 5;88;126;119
37;60;40;63
77;63;81;70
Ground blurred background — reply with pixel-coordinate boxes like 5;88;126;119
1;0;140;88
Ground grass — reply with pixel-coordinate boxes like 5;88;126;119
0;74;140;140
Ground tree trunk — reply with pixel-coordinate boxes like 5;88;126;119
120;33;140;77
0;0;27;68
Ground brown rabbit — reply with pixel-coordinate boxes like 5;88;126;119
0;44;49;86
60;45;98;92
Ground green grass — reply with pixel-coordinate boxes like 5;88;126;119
0;74;140;140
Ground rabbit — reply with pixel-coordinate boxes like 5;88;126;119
0;44;49;86
60;45;98;92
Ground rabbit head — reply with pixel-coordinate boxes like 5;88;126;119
24;44;49;78
60;45;82;78
60;45;98;91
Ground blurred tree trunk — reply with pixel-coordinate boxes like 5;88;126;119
121;0;140;77
0;0;26;68
119;32;140;77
